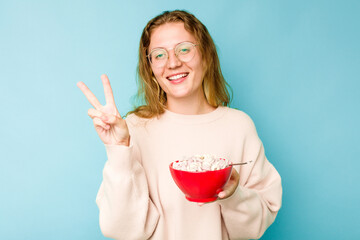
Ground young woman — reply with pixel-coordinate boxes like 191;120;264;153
77;10;282;240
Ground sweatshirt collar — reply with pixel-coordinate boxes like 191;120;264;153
162;106;226;125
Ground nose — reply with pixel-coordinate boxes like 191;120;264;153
166;51;182;69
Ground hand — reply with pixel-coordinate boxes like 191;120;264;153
77;74;130;146
218;168;240;199
197;168;240;206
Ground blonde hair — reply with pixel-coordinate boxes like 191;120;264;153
128;10;231;118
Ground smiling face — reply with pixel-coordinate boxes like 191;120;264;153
148;22;205;105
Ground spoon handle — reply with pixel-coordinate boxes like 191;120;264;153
229;160;253;166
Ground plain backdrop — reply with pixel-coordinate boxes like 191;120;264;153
1;0;359;239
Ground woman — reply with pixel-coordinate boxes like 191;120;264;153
77;10;282;240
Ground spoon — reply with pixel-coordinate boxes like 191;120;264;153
228;160;253;166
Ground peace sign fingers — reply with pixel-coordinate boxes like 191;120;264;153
77;75;130;146
77;81;102;110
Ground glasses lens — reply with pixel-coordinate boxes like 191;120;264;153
148;42;196;68
150;49;167;67
175;42;195;62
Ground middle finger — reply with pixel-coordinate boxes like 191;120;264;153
77;81;102;109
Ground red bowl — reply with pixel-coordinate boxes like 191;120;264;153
169;162;233;202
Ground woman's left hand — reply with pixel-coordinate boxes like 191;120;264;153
197;168;239;206
218;168;240;200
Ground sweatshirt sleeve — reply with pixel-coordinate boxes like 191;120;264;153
95;140;160;240
219;117;282;239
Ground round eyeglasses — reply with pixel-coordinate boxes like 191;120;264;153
147;42;197;68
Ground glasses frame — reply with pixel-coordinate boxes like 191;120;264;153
147;41;197;68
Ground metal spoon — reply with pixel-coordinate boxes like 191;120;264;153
228;160;253;166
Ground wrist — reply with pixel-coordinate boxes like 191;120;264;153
116;136;130;146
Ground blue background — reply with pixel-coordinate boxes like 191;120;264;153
1;0;359;239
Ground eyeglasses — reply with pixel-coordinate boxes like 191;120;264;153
147;41;197;68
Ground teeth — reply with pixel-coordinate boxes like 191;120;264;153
168;73;188;80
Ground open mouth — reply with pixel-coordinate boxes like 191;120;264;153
166;73;189;81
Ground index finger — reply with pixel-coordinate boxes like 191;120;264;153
77;81;102;109
101;74;116;106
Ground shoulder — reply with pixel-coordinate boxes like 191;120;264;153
124;112;157;130
125;113;149;125
124;112;139;124
221;107;257;134
223;107;255;126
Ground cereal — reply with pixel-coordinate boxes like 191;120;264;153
172;154;230;172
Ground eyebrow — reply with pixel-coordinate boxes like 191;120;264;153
149;41;192;52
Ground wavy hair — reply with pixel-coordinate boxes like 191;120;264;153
128;10;231;118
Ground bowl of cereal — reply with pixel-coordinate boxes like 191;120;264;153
169;154;233;203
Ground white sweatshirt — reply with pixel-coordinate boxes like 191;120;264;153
96;106;282;240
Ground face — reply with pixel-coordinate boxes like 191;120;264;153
148;22;204;104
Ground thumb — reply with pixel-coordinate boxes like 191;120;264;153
101;113;121;125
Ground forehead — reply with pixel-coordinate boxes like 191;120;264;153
149;22;196;50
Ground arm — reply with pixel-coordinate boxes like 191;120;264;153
77;75;159;239
96;142;159;240
219;122;282;239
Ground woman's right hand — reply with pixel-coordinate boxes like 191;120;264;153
77;74;130;146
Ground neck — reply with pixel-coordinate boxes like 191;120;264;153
166;92;216;115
